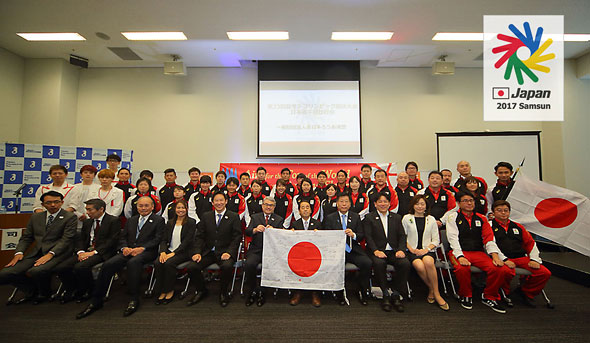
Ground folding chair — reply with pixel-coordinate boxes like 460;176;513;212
435;229;459;299
499;267;554;309
386;264;413;300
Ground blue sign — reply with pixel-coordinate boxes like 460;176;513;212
4;171;23;184
76;147;92;160
24;158;42;171
6;143;25;157
42;145;60;158
22;184;38;198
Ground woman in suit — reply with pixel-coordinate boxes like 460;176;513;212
402;194;449;311
154;199;196;304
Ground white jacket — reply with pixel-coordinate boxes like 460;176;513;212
402;214;440;251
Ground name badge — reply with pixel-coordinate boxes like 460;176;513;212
235;198;239;204
310;200;315;205
259;200;263;205
441;195;446;201
475;220;481;227
359;198;364;203
285;201;289;206
480;199;486;205
418;184;423;189
409;192;414;196
332;202;337;207
512;228;520;235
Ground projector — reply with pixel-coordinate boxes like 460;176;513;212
432;61;455;75
164;61;186;76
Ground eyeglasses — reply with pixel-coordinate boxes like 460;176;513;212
262;203;275;207
460;199;475;203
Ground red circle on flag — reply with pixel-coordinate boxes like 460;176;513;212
498;90;505;96
534;198;577;228
287;242;322;277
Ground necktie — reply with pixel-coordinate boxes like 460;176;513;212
265;215;269;226
304;220;309;230
47;214;55;228
216;213;222;227
92;219;100;248
136;216;146;239
341;214;351;253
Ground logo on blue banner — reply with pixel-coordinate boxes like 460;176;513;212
6;144;24;157
4;171;23;184
22;185;38;198
43;145;60;158
60;159;76;172
76;147;92;160
24;158;42;171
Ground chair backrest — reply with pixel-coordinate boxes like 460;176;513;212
439;229;451;252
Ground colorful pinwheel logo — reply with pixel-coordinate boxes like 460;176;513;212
492;22;555;85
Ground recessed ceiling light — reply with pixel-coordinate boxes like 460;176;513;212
121;32;187;40
226;31;289;40
331;32;394;41
564;34;590;42
17;33;86;41
432;32;485;41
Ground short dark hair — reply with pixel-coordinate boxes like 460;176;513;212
361;164;372;171
256;166;267;173
494;162;514;172
375;192;391;202
49;164;68;175
251;179;262;187
300;178;314;189
215;170;227;178
226;177;239;186
140;170;153;179
84;198;106;211
326;183;338;193
173;185;185;192
298;200;311;210
492;200;511;211
276;179;287;187
317;171;327;178
200;175;212;184
188;167;201;174
374;169;387;177
296;173;306;180
41;191;64;202
405;161;418;170
239;172;250;179
136;177;153;189
164;168;176;175
428;171;443;179
280;168;291;174
440;168;452;174
117;167;131;175
171;199;190;226
337;169;348;178
408;194;429;215
212;191;228;201
456;191;474;202
336;193;352;203
106;154;121;162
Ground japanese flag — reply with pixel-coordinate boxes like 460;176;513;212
261;229;345;291
492;87;510;99
507;173;590;256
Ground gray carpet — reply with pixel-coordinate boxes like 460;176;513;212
1;274;589;342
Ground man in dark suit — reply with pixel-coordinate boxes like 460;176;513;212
77;196;164;319
244;196;284;307
54;198;121;303
0;191;77;304
186;192;242;307
324;193;372;306
363;193;410;312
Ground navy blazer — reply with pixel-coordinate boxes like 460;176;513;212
119;213;165;252
362;211;406;253
76;213;121;260
193;210;242;260
323;211;365;253
245;212;284;254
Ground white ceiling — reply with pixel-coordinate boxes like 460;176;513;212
1;0;589;68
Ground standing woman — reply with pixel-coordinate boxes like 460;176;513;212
154;200;197;304
320;184;339;223
348;176;370;220
402;194;449;311
464;176;487;216
124;177;162;218
292;178;321;221
90;169;125;217
335;170;350;196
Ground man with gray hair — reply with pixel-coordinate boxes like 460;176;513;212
244;196;284;307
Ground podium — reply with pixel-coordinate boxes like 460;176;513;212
0;214;32;267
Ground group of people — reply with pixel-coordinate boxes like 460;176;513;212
0;155;551;319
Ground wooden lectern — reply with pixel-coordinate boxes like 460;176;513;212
0;214;32;267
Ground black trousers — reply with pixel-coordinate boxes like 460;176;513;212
54;254;105;293
91;250;157;305
0;250;70;296
371;250;411;297
153;253;190;294
185;253;235;293
244;250;262;294
345;249;373;292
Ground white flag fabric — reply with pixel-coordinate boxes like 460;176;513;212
261;229;345;291
506;173;590;256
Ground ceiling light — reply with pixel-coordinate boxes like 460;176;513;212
331;32;393;41
121;32;187;40
564;34;590;42
432;32;484;41
17;33;86;41
226;31;289;40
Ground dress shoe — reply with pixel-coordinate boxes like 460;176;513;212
33;295;49;305
14;294;35;305
76;303;102;319
123;300;139;317
391;297;404;312
162;294;174;305
187;289;208;306
60;290;75;304
256;291;265;307
381;298;392;312
311;292;321;308
155;297;164;305
76;291;91;304
289;292;302;306
358;290;369;306
219;292;230;307
245;291;257;307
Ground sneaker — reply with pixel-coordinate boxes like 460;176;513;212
502;294;514;308
460;296;472;310
482;298;507;314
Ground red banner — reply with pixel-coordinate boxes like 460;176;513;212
219;162;399;188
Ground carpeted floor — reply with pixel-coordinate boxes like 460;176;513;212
1;273;589;342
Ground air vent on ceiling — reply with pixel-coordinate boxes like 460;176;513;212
107;47;143;60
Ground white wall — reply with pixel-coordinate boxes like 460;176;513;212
0;47;24;142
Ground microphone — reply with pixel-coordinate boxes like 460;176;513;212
13;183;27;196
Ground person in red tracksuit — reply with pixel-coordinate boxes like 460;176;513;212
159;168;180;212
211;170;228;195
446;192;513;313
335;169;350;196
253;167;272;196
454;160;488;195
238;172;252;198
359;164;375;194
441;169;459;197
394;172;418;217
405;161;424;191
292;178;321;222
314;171;329;202
184;167;201;200
225;177;247;221
464;176;487;216
367;169;399;214
348;176;369;220
491;200;551;308
273;179;293;228
417;171;457;229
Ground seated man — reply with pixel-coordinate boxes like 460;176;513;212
324;193;372;306
76;196;164;319
54;199;121;304
244;196;284;307
0;191;77;304
446;192;512;314
186;192;242;307
491;200;551;307
363;193;410;312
